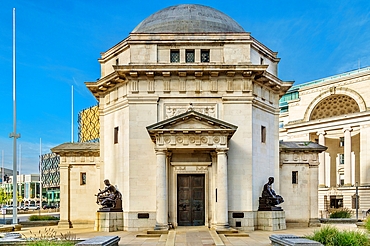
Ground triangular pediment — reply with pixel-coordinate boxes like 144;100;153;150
147;110;237;147
147;110;237;131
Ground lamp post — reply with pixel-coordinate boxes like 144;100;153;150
355;181;359;221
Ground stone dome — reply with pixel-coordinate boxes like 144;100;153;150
132;4;245;33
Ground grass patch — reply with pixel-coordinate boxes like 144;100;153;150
328;207;353;218
29;215;59;221
305;225;369;246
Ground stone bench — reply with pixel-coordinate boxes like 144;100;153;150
270;234;323;246
76;236;120;246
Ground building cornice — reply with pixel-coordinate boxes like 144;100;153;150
86;64;293;98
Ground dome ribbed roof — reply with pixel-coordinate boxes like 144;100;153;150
132;4;245;33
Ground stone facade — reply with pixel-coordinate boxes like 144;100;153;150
279;141;326;227
51;143;100;228
280;66;370;218
53;4;300;231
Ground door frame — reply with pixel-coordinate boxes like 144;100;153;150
169;162;212;228
177;174;205;226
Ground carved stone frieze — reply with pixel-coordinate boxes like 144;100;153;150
155;133;227;148
165;104;217;119
280;152;318;165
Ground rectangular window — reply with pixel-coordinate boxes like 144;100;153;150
339;173;344;186
352;194;359;209
292;171;298;184
80;172;86;185
261;126;266;143
339;154;344;164
201;49;210;62
186;49;195;63
114;127;119;144
170;50;180;63
339;137;344;147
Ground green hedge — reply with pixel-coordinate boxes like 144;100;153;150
28;215;59;221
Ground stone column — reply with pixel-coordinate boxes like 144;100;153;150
58;162;72;228
360;125;370;186
155;149;168;230
317;131;326;187
216;148;229;229
343;128;353;186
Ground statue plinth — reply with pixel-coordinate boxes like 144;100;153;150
94;211;123;232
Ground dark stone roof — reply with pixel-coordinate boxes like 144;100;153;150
51;142;99;153
279;141;327;152
132;4;245;33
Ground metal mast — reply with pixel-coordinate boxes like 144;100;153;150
9;8;20;225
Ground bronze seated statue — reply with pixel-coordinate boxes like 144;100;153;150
95;179;122;212
258;177;284;211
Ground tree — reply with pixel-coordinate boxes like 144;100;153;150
0;188;10;205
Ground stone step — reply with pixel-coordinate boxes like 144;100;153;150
136;234;161;238
147;230;169;234
216;229;239;234
224;233;249;237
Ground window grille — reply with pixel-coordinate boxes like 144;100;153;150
170;50;180;63
201;50;210;62
186;50;195;63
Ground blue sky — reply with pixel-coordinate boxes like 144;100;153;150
1;0;370;174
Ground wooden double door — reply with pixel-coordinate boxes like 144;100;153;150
177;174;205;226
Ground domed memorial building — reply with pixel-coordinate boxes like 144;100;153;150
53;4;324;231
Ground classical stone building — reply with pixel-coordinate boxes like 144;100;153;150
280;66;370;217
51;4;327;231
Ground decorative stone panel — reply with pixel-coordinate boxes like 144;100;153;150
310;94;360;120
164;103;218;119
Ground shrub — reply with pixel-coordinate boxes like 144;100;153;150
328;207;353;218
29;215;59;221
365;216;370;232
305;225;338;246
333;230;369;246
305;225;370;246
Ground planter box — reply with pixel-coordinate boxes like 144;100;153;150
319;218;357;224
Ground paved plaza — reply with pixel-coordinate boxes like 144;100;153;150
19;223;364;245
